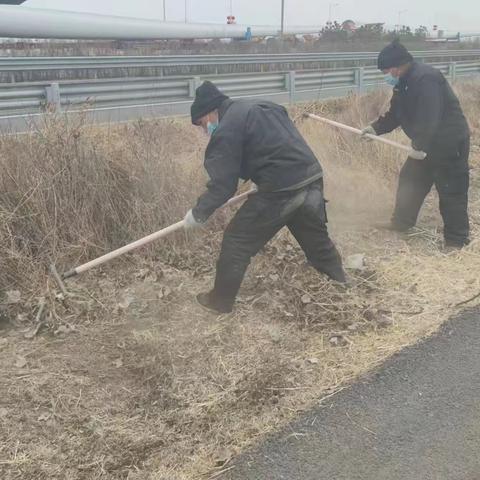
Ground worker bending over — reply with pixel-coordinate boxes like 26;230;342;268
185;81;346;314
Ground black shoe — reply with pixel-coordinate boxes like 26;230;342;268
323;267;347;284
196;292;233;314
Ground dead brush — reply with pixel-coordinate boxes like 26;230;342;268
0;114;205;291
0;112;211;332
250;239;395;334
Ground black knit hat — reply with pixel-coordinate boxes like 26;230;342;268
377;40;414;70
191;81;229;125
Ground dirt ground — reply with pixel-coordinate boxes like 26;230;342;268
1;90;480;479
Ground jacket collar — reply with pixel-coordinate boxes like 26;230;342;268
398;61;418;89
218;98;234;122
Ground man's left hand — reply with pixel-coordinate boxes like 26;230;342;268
184;210;205;230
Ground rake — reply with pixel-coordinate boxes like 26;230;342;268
50;187;257;294
304;113;427;159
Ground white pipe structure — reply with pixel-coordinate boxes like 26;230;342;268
0;6;323;40
305;113;427;159
61;187;257;280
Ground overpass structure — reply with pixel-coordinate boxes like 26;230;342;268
0;4;321;40
1;2;478;42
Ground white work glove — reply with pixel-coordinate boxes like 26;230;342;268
360;125;377;140
183;209;205;230
409;149;427;160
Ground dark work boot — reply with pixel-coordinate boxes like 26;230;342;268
196;291;233;314
443;239;470;252
324;268;347;284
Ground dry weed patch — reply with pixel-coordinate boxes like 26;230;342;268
1;83;479;479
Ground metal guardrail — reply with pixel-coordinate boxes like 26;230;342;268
0;50;479;73
0;60;479;132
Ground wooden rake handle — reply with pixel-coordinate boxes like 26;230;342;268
62;187;257;279
305;113;426;159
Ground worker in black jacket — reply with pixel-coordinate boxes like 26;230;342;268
362;41;470;248
184;81;346;314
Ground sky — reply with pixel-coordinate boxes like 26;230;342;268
24;0;480;32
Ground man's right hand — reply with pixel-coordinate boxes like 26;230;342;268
409;149;427;160
360;125;377;139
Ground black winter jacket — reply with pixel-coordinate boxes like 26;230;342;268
372;62;469;155
193;98;322;221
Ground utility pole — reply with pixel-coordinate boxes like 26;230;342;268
397;10;407;32
185;0;188;23
328;3;339;24
280;0;285;36
163;0;166;21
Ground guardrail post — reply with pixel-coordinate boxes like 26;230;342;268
45;83;61;112
286;71;296;104
449;62;457;81
355;67;365;93
188;76;202;98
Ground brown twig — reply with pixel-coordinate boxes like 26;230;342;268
208;466;235;479
24;297;47;339
378;307;424;316
35;297;46;323
454;291;480;307
49;264;69;297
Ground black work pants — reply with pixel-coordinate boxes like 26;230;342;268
392;136;470;246
211;180;345;311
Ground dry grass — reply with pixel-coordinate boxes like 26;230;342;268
0;115;207;292
0;82;479;479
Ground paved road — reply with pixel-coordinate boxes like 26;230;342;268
222;309;480;480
